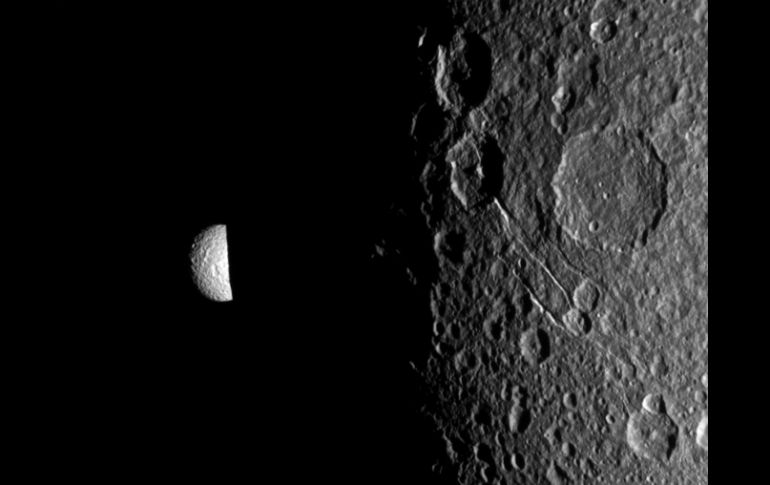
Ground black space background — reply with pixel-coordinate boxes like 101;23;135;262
60;2;451;482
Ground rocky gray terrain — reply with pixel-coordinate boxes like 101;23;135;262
377;0;708;483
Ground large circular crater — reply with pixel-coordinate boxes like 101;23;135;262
552;126;667;252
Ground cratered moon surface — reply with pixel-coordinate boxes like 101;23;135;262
189;224;232;302
369;0;708;483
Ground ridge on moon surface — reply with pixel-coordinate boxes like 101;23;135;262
189;224;232;302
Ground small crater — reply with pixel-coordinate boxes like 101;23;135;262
508;404;531;433
446;133;504;209
590;18;617;44
563;308;592;336
448;322;463;341
483;315;504;342
626;410;678;461
519;328;551;366
502;451;513;472
545;424;563;447
512;290;535;320
454;348;479;374
435;229;466;265
474;442;495;465
641;393;666;414
410;102;450;147
435;31;492;111
562;391;578;410
511;385;527;406
473;403;493;428
572;279;601;312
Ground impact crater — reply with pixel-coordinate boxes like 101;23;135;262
552;126;667;252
